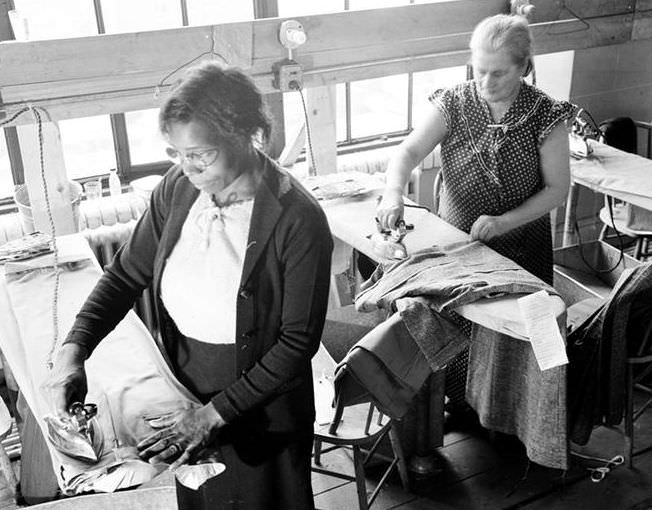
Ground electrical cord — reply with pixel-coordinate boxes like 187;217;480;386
573;193;624;275
31;106;62;370
292;81;318;176
1;105;61;369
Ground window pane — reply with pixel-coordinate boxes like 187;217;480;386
125;110;167;166
350;75;409;139
186;0;253;24
13;0;97;40
412;66;466;126
58;116;116;180
278;0;345;16
0;136;12;199
101;0;181;34
349;0;409;10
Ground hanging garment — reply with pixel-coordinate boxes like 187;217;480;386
567;262;652;445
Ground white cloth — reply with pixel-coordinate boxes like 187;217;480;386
161;192;253;344
0;235;199;495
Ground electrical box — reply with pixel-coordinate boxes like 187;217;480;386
272;59;303;92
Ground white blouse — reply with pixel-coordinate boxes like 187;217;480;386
160;191;253;344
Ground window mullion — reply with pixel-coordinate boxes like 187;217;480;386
407;72;413;131
110;114;131;178
180;0;188;26
5;128;24;186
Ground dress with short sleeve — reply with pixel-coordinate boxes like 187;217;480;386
428;80;575;284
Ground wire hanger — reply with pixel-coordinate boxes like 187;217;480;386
154;28;230;98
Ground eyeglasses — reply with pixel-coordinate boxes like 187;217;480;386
165;146;221;169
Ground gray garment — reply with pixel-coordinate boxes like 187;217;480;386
355;240;569;469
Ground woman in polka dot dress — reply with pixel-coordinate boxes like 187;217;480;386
377;13;575;283
376;13;576;463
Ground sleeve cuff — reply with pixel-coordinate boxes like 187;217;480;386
210;391;239;425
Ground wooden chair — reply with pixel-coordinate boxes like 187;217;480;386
312;342;409;510
624;298;652;467
312;307;413;510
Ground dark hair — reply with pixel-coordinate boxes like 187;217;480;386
470;14;533;75
159;61;272;165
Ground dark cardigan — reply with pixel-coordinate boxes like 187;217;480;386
65;153;333;435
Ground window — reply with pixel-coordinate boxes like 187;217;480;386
12;0;97;40
350;75;409;139
412;66;466;126
186;0;253;24
100;0;182;34
0;2;576;208
125;110;167;166
59;116;117;180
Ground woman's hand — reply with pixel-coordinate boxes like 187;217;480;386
376;187;405;232
470;215;511;242
138;403;226;470
41;344;88;419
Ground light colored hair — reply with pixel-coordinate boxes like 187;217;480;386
470;14;532;73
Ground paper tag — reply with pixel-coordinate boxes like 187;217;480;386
314;373;335;426
518;290;568;371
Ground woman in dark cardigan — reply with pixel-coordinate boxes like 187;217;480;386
43;62;333;509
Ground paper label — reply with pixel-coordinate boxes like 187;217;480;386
518;290;568;371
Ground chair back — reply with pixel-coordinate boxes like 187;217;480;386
600;117;638;154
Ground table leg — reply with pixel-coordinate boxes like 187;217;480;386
562;181;579;247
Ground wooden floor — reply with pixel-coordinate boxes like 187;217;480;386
0;396;651;509
312;391;652;510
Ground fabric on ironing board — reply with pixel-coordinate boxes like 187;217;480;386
353;240;568;470
3;255;199;495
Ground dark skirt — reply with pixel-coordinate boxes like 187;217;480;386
163;314;315;510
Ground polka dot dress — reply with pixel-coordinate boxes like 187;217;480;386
429;81;575;284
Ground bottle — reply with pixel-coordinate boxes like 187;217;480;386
108;168;122;197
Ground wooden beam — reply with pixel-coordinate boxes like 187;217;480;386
17;121;77;236
0;0;643;125
305;85;337;175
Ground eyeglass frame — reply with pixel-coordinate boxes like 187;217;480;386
165;146;221;169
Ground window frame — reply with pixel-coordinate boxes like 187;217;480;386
0;0;438;207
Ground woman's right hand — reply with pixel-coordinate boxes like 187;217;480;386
41;343;89;419
376;187;405;232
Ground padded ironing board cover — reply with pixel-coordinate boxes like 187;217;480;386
0;241;199;494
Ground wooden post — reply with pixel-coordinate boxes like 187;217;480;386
17;121;77;236
305;85;337;175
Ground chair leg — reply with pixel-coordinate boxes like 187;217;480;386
625;364;635;469
389;424;410;491
634;237;644;260
598;224;609;242
352;446;369;510
313;439;323;466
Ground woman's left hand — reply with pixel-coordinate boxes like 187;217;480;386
470;215;510;242
137;403;225;470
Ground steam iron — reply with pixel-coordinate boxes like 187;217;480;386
370;218;412;260
45;402;102;463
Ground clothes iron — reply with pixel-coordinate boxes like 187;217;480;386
45;402;102;463
370;218;412;260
